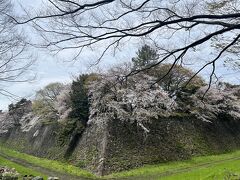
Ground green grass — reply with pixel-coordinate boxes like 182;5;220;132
106;150;240;179
0;156;47;179
0;146;96;179
161;159;240;180
1;145;240;180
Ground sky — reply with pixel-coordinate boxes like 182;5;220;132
0;0;136;110
0;0;114;109
0;0;239;110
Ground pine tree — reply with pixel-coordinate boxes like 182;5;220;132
132;45;159;69
69;74;89;126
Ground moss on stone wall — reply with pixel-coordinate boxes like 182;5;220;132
101;114;240;174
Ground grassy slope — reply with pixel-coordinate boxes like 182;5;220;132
162;159;240;180
1;145;240;179
0;156;47;179
0;146;96;179
107;150;240;179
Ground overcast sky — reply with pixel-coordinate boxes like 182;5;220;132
0;0;136;110
0;0;110;109
0;0;239;110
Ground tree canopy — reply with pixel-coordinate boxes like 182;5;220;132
33;82;65;119
131;45;205;93
149;64;205;93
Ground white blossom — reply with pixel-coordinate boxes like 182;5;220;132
54;84;72;121
190;84;240;121
88;73;177;133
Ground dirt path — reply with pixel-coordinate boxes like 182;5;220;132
0;152;93;180
125;156;240;180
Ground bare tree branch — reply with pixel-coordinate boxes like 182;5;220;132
9;0;240;91
0;0;35;99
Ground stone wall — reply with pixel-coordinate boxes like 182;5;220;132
102;114;240;174
1;104;240;176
